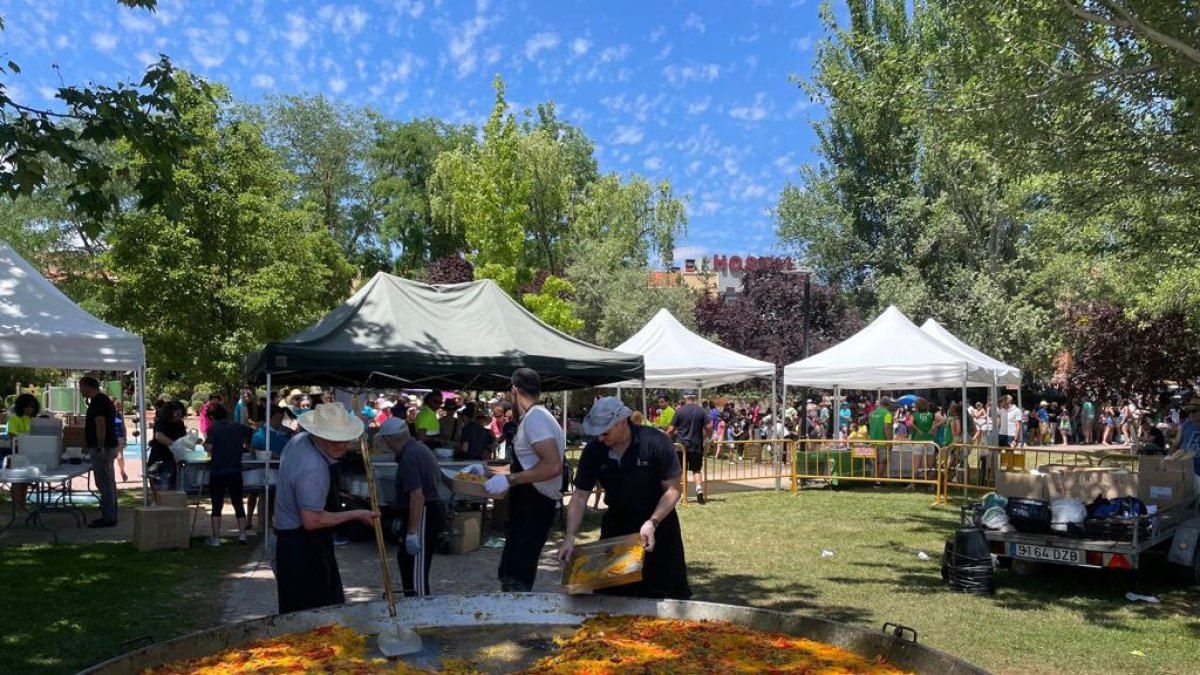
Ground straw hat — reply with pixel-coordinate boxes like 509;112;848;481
298;403;364;442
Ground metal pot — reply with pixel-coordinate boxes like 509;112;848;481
79;593;988;674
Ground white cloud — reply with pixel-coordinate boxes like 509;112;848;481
673;245;708;265
485;46;503;65
186;27;229;68
234;29;250;45
729;92;773;122
648;26;665;43
318;5;370;39
610;125;644;145
92;32;118;52
571;37;591;56
774;153;798;175
683;13;706;34
118;12;156;33
687;160;703;175
686;97;711;114
329;77;347;94
135;50;157;66
644;156;663;171
655;43;673;61
397;0;425;19
445;15;490;78
740;183;769;200
284;12;310;48
663;63;720;86
597;44;631;63
55;35;70;49
251;74;276;88
696;200;722;216
791;33;815;51
389;53;424;83
524;31;560;60
36;86;57;101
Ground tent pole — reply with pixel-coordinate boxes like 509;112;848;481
137;367;149;506
562;390;568;435
772;373;780;491
265;371;273;556
834;386;841;441
642;382;647;418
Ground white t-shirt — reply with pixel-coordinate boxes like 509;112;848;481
514;404;566;500
1000;406;1023;437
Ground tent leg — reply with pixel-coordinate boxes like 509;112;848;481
641;383;647;418
562;391;569;441
772;374;780;491
137;367;149;506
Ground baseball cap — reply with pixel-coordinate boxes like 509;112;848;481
378;417;409;437
583;397;633;436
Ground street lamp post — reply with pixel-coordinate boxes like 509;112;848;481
783;267;814;358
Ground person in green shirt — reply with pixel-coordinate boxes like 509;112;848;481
867;397;894;478
910;398;939;478
4;392;40;512
1080;398;1096;445
414;392;442;446
655;395;675;430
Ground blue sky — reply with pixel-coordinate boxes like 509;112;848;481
2;0;828;267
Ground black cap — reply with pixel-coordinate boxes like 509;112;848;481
511;368;541;397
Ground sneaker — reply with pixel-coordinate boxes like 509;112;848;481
333;534;350;546
206;536;221;547
696;491;706;505
237;534;249;545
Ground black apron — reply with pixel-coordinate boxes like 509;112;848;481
274;457;345;614
597;429;691;600
497;423;558;592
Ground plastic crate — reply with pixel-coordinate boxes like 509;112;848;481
134;507;191;552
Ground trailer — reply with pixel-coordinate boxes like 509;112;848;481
970;496;1200;584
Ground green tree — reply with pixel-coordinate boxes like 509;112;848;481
0;1;204;237
104;74;354;390
253;94;384;267
370;118;476;273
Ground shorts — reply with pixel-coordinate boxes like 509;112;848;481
677;448;704;473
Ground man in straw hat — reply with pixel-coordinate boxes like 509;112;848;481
483;368;565;591
273;402;378;614
559;396;691;599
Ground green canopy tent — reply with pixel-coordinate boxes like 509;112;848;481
244;273;643;391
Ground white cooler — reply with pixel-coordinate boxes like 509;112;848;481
15;435;60;470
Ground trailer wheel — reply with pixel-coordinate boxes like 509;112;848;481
1167;551;1199;586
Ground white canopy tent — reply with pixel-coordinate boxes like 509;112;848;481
783;306;990;441
0;242;149;501
610;307;781;485
921;319;1023;442
610;308;775;390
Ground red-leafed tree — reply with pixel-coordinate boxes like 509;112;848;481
695;259;863;376
424;254;474;284
1057;301;1200;398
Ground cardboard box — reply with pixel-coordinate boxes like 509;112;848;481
450;476;490;498
134;506;191;552
1137;457;1195;508
446;511;482;555
1042;466;1137;502
996;470;1048;501
154;490;189;509
62;426;87;449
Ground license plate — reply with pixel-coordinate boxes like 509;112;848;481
1009;543;1083;564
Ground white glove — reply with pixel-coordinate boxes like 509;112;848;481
485;474;511;496
405;533;421;556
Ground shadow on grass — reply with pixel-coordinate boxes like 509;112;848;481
0;541;254;674
686;561;873;624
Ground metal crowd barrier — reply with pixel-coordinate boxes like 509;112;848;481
791;438;941;495
700;438;792;496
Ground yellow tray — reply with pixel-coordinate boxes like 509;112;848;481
561;533;644;594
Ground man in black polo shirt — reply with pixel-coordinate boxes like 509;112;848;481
80;376;119;527
558;397;690;599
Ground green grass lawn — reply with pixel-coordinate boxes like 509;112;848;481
678;488;1200;675
0;541;255;675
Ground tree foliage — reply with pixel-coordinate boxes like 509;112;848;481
103;75;354;390
777;0;1200;390
0;1;204;238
